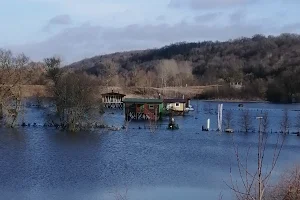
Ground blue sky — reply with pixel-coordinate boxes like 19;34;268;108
1;0;300;63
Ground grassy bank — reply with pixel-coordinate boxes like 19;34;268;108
20;85;217;99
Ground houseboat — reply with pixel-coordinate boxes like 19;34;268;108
101;90;126;109
163;98;194;115
122;98;164;121
163;98;187;115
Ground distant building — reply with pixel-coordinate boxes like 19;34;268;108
163;98;188;115
122;98;164;121
230;82;243;90
101;90;126;109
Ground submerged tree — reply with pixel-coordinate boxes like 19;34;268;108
224;110;233;130
228;115;286;200
239;109;253;133
265;165;300;199
280;109;290;134
0;49;30;127
295;112;300;134
45;57;102;132
261;111;269;134
54;72;100;131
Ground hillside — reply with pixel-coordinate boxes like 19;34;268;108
67;33;300;103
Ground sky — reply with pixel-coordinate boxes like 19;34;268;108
1;0;300;63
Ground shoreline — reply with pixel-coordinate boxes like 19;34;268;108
198;99;268;103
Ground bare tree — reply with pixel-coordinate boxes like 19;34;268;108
224;110;233;130
113;187;128;200
261;111;269;134
265;165;300;200
228;116;286;200
45;57;102;132
156;59;178;88
239;109;253;133
102;60;118;86
53;73;100;132
295;112;300;134
44;56;62;84
0;49;30;127
280;109;290;134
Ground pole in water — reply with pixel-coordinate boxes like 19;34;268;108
207;118;210;131
217;104;223;131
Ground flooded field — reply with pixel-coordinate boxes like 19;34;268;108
1;100;300;200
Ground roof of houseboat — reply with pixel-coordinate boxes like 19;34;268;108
122;98;163;104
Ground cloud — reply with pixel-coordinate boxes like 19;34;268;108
156;15;166;21
194;12;222;22
48;14;72;25
43;14;72;32
229;10;246;23
9;18;284;64
169;0;253;9
26;0;131;18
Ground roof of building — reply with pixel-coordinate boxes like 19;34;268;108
122;98;163;104
101;90;126;97
163;98;187;103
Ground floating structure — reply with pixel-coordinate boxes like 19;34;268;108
163;98;194;115
101;90;126;109
164;98;187;115
225;128;234;133
123;98;164;121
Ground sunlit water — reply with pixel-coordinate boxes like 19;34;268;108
1;100;300;200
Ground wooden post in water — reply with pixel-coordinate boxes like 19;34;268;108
0;102;3;119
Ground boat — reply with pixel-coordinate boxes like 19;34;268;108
185;105;194;112
225;128;234;133
167;116;179;130
168;123;179;130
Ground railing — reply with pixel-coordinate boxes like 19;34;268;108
143;106;156;120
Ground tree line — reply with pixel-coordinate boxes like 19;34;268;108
0;50;101;131
68;33;300;103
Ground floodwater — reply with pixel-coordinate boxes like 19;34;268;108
1;100;300;200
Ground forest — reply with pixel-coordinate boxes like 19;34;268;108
2;33;300;103
67;33;300;103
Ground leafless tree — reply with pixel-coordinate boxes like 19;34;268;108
113;187;128;200
239;109;253;133
227;116;286;200
156;59;178;88
280;109;290;134
265;165;300;200
0;49;30;127
224;110;233;129
261;111;269;134
102;60;118;86
295;112;300;134
44;56;62;84
45;57;102;132
54;73;100;132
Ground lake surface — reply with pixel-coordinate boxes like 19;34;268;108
1;100;300;200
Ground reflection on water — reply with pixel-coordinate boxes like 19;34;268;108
0;101;300;200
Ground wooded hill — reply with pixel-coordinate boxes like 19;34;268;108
67;33;300;103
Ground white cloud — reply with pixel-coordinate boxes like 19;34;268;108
26;0;137;17
42;14;72;32
194;12;222;22
169;0;254;9
48;14;72;25
10;19;283;63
